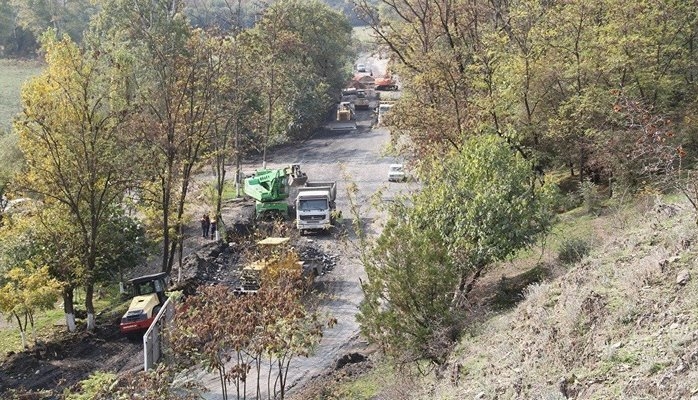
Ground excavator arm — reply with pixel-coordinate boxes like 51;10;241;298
243;164;307;218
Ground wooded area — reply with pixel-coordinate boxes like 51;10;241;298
0;0;352;337
2;0;698;397
353;0;698;368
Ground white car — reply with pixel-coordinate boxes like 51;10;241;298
356;63;367;73
388;164;406;182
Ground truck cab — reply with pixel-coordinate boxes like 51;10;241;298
296;181;337;234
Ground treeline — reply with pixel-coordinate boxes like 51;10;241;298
0;0;361;57
354;0;698;366
0;0;351;341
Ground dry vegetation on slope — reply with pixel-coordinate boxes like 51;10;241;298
423;193;698;399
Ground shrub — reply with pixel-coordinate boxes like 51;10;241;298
558;238;591;265
579;179;601;214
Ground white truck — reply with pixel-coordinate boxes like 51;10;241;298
295;181;337;234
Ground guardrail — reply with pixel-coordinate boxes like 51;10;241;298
143;297;174;371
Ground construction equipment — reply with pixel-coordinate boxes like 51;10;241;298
237;237;321;294
354;89;370;110
336;101;355;121
243;164;308;219
119;272;168;338
295;181;337;234
375;76;398;91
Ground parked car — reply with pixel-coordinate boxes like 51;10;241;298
356;63;367;72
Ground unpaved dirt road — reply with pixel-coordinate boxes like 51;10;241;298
199;57;411;400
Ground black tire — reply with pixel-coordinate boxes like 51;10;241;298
152;305;162;317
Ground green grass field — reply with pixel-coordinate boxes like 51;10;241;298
0;59;44;133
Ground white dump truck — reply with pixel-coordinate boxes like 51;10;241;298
295;181;337;234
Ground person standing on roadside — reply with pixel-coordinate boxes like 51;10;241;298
209;215;217;240
201;214;210;238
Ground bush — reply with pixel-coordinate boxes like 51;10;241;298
579;179;601;214
558;238;591;265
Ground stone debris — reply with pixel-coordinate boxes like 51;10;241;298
676;269;690;286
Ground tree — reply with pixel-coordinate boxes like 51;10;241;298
14;32;139;331
10;0;97;43
0;262;61;349
242;0;353;165
93;1;220;275
168;260;330;399
358;134;556;365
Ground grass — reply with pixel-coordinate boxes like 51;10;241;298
0;58;44;133
319;361;417;400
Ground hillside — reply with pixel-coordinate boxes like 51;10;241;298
425;192;698;399
291;192;698;399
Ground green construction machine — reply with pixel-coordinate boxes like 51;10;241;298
243;164;308;219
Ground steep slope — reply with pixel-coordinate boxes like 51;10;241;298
426;195;698;399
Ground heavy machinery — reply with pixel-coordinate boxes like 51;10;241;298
243;164;308;219
119;272;168;338
238;237;321;293
375;76;398;91
354;89;370;110
336;101;355;121
295;181;337;234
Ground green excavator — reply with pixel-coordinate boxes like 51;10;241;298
243;164;308;219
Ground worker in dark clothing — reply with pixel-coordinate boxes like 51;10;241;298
201;214;210;238
209;215;217;240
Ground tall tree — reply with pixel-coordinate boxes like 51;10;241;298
14;32;138;331
11;0;97;43
93;0;217;274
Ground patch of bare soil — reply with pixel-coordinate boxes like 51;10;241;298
287;345;379;400
0;315;142;398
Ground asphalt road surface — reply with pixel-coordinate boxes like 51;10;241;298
199;57;414;400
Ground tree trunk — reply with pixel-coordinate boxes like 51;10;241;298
14;312;27;349
85;282;95;332
450;265;485;311
63;286;76;332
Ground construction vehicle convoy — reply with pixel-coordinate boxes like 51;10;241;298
295;181;337;234
243;164;308;219
119;272;168;338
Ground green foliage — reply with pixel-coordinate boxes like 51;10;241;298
557;238;591;265
579;179;601;214
13;31;145;329
358;135;557;365
63;366;202;400
360;0;698;190
0;261;62;348
64;371;117;400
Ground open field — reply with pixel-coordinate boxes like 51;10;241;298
0;59;43;132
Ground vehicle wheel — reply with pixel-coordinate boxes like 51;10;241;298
153;305;162;317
